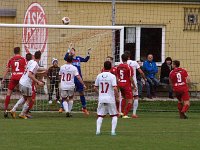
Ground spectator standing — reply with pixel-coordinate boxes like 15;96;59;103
48;58;60;104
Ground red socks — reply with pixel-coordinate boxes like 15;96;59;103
124;103;132;116
181;104;190;113
29;100;34;110
177;102;183;113
4;95;11;110
121;99;126;114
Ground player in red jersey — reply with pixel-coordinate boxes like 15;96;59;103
116;54;136;118
169;60;190;119
2;47;26;118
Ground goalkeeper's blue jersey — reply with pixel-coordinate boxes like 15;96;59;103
64;52;90;77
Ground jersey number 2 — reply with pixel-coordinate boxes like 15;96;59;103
100;82;109;93
15;62;20;71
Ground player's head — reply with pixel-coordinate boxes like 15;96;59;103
26;53;32;61
165;57;172;65
124;51;131;60
70;48;76;56
121;53;128;63
147;53;153;62
137;59;143;66
172;60;180;68
104;61;112;70
34;51;42;60
52;58;58;67
106;56;114;63
14;47;20;55
66;55;73;63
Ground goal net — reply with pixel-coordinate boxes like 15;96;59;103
0;24;124;112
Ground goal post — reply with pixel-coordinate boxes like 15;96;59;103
0;23;124;111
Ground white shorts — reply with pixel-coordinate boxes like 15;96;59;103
97;102;118;116
61;89;74;98
19;84;32;97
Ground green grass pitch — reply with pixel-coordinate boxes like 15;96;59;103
1;112;200;150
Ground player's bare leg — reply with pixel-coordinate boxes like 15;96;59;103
4;89;13;118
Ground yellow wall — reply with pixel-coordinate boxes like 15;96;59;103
0;1;199;89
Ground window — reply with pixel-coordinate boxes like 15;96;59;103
115;26;165;65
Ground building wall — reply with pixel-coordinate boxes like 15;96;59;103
0;0;199;89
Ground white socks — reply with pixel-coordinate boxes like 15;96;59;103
63;101;73;113
111;116;118;134
68;101;73;112
20;102;29;115
11;97;25;112
63;101;69;113
96;117;103;133
96;116;118;134
133;99;138;115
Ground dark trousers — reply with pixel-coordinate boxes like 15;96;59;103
146;77;160;97
49;79;60;101
160;77;173;97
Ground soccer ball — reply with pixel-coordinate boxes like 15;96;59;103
62;17;70;25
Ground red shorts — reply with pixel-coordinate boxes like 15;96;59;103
174;87;190;101
8;79;19;90
119;86;133;99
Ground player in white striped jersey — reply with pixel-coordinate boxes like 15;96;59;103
94;61;119;136
59;55;86;117
18;51;44;119
126;51;146;118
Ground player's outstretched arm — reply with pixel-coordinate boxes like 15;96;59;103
28;72;44;87
79;48;92;62
76;75;86;89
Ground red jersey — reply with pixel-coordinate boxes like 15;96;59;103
101;66;117;76
169;68;188;90
117;63;133;87
7;55;26;80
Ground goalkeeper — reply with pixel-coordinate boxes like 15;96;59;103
62;43;91;115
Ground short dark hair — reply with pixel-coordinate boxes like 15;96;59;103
66;55;73;63
121;54;128;62
173;60;180;67
34;51;41;59
104;61;112;70
106;56;113;61
124;51;131;58
14;47;20;54
26;53;32;61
